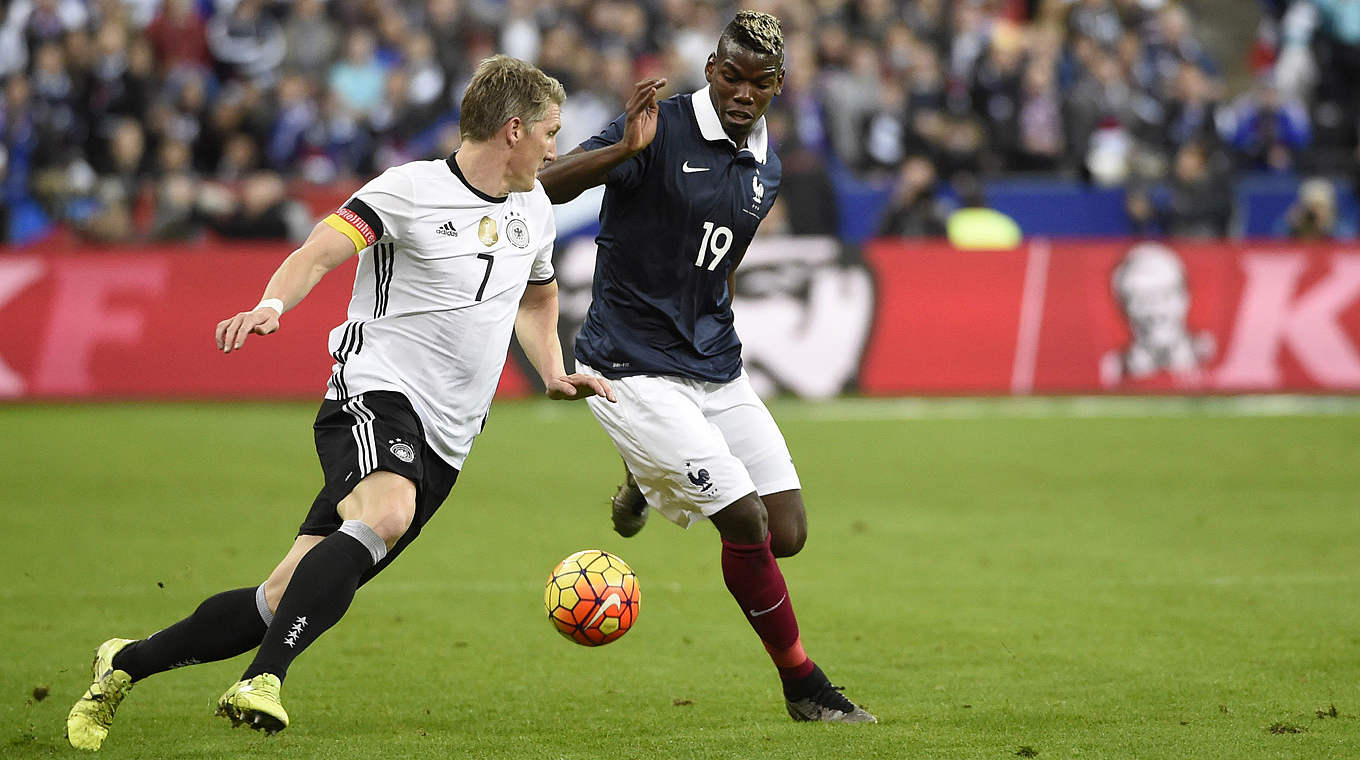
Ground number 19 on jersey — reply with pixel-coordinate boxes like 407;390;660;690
695;221;733;271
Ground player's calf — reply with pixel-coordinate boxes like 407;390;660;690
262;536;327;612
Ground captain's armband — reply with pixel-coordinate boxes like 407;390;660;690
323;199;384;251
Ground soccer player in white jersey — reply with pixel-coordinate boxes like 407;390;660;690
538;12;874;723
65;55;611;750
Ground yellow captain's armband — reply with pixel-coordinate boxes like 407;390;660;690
323;213;371;252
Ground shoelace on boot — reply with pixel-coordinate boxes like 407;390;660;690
809;683;857;713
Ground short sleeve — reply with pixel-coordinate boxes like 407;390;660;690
577;111;665;190
528;200;556;284
324;167;413;250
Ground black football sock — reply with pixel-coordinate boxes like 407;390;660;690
241;522;386;682
783;662;832;701
111;587;268;682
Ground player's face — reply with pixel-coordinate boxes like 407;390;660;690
704;45;784;144
509;103;561;192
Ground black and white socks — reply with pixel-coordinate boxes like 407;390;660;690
112;586;270;682
240;521;387;682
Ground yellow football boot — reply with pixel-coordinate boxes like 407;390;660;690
215;673;289;734
66;638;137;750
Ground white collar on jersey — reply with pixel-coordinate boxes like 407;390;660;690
690;86;768;164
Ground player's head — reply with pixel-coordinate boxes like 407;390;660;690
705;11;785;144
460;54;565;191
1111;242;1190;349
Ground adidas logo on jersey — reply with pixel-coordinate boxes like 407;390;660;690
436;221;458;237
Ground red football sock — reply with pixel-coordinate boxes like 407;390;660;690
720;535;816;683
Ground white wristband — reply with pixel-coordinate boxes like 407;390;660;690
254;298;285;316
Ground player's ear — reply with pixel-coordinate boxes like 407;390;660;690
704;53;716;82
775;67;785;95
505;116;522;147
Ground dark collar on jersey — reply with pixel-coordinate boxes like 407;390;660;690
690;86;768;164
446;152;507;203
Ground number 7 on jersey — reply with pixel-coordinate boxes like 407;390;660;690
475;253;494;300
695;221;733;271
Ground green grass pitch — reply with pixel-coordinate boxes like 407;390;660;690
2;399;1358;759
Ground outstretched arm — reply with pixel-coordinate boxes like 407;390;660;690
515;280;615;402
214;221;358;353
537;78;668;204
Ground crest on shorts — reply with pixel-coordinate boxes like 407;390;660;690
506;214;530;249
478;216;498;246
389;439;415;463
685;461;715;493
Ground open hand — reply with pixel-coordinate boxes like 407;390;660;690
215;306;281;353
546;373;616;402
621;78;668;155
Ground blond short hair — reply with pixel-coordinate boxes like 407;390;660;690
719;10;784;60
460;55;566;142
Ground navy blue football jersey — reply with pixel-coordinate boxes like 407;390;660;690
572;88;782;382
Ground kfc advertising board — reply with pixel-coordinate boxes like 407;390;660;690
861;240;1360;394
1;238;1357;399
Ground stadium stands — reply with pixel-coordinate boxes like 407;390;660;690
1;0;1356;245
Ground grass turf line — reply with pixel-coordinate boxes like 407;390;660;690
1;400;1357;759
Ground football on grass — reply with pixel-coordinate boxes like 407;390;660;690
544;549;640;646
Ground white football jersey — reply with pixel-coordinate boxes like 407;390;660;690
321;156;556;468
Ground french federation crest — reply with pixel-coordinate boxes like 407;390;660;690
751;173;764;206
478;216;498;246
685;460;717;495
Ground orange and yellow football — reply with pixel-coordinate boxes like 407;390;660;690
544;549;640;646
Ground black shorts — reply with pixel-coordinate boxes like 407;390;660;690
301;390;459;585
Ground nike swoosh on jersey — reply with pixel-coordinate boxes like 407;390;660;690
682;161;710;173
748;594;786;618
587;593;623;628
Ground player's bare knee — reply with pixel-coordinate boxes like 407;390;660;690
763;490;807;557
368;500;415;548
711;492;768;545
372;478;419;546
339;471;417;547
770;523;806;558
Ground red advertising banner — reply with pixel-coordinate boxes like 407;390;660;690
861;240;1360;394
2;239;1357;399
859;244;1028;392
0;244;532;399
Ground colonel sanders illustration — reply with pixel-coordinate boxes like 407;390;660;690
1100;242;1216;388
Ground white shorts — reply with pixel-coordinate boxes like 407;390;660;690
578;363;801;529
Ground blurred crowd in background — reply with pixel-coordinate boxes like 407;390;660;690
0;0;1356;245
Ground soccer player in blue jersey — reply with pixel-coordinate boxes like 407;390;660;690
538;11;875;723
